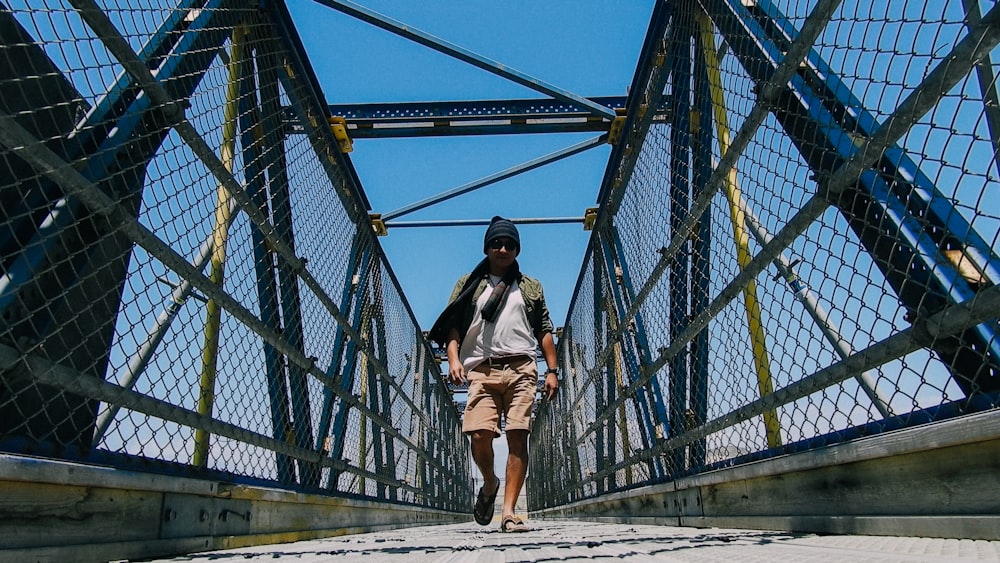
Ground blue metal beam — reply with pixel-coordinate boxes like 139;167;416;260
236;51;295;484
598;229;667;481
316;245;369;489
609;226;672;452
365;315;384;498
309;0;617;120
592;249;609;494
963;0;1000;178
266;0;372;213
1;0;233;315
327;96;626;121
690;37;715;469
258;48;319;487
411;345;429;502
0;0;205;257
325;242;376;490
666;8;693;475
561;337;585;502
369;273;396;500
594;0;677;211
315;234;368;456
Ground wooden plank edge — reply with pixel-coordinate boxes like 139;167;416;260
0;522;444;563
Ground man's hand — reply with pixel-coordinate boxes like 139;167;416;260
544;372;559;401
448;360;467;386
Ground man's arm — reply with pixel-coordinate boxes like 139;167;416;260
446;327;466;385
539;331;558;400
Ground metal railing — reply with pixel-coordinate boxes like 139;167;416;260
530;0;1000;508
0;0;470;511
3;0;1000;537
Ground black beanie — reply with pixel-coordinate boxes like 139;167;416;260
483;216;519;253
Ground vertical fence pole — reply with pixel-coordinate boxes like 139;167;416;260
690;22;716;466
235;41;295;483
697;10;782;448
667;4;694;472
194;25;245;468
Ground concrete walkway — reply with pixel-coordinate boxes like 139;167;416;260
152;520;1000;562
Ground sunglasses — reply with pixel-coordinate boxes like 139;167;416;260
488;238;518;251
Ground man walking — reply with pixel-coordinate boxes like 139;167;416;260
429;216;558;533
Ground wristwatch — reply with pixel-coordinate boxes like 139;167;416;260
544;368;558;376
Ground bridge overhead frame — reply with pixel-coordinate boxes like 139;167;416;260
1;0;1000;561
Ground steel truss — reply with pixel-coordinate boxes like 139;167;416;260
703;0;1000;396
0;0;470;511
531;0;1000;509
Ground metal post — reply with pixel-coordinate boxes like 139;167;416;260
610;227;672;439
258;41;319;486
357;301;372;496
314;234;366;446
690;26;716;465
592;245;607;495
418;339;434;504
235;48;295;483
373;304;397;501
324;240;375;489
608;293;633;486
667;5;694;472
599;230;666;480
603;289;620;491
194;25;245;468
696;10;781;449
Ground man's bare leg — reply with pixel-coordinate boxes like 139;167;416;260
502;429;529;518
470;430;500;495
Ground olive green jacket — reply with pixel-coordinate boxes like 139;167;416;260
446;272;554;340
428;259;554;347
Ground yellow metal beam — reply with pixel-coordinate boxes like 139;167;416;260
697;12;782;448
194;26;245;466
357;300;373;495
605;293;633;486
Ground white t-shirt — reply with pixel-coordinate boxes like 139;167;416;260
459;275;538;372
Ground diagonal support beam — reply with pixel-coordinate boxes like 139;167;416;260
385;217;584;229
382;134;607;221
309;0;617;120
962;0;1000;178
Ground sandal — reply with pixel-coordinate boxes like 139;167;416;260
500;515;530;533
473;483;499;525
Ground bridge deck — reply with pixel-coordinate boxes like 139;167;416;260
149;520;1000;562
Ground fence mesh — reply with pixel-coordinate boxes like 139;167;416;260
530;0;1000;508
0;0;470;510
4;0;1000;521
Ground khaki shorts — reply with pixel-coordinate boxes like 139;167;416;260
462;355;538;436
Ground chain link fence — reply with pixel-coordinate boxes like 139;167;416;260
0;0;471;511
531;0;1000;508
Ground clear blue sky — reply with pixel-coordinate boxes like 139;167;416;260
287;1;657;330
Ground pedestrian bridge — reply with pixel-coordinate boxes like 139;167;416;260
2;1;1000;561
